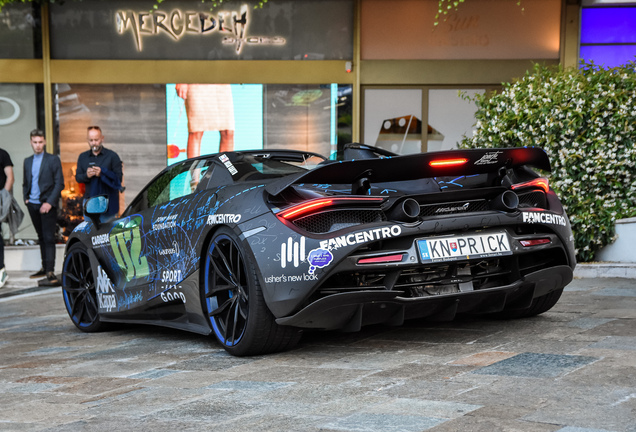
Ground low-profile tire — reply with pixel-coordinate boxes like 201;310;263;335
493;288;564;319
202;227;301;356
62;242;105;332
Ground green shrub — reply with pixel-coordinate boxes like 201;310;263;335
459;61;636;262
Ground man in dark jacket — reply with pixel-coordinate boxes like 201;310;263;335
0;146;15;288
23;129;64;286
75;126;123;221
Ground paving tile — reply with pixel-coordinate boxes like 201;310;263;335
384;327;493;344
590;336;636;351
322;413;447;432
472;352;599;378
584;319;636;337
0;275;634;429
559;358;636;388
126;369;182;379
522;389;636;431
205;379;294;392
165;352;258;371
466;404;536;420
567;317;615;330
367;398;482;418
556;427;619;432
427;415;561;431
449;351;518;366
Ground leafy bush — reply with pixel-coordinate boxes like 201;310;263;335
459;61;636;262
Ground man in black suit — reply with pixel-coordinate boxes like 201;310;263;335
23;129;64;286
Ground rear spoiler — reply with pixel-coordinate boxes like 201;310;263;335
266;147;551;197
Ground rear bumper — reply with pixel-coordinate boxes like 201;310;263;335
275;265;573;330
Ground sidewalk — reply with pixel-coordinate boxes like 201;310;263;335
0;270;61;299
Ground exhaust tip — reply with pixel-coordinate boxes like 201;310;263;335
492;190;519;212
389;198;420;222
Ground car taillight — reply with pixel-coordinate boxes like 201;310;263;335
519;238;551;247
357;254;405;264
428;158;468;168
277;197;385;220
512;178;550;193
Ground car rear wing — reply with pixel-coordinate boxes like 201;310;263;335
266;147;551;197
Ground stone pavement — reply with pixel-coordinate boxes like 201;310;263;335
0;271;635;431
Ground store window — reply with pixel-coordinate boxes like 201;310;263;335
167;83;352;164
55;84;168;235
55;82;351;233
363;87;488;154
580;6;636;67
0;83;41;241
361;0;560;60
49;0;353;60
363;89;423;154
427;89;483;152
0;3;41;59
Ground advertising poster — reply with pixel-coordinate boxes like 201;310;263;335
166;83;263;165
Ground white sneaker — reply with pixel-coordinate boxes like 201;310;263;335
0;267;7;288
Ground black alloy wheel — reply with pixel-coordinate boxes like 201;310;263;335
202;227;301;356
62;243;104;332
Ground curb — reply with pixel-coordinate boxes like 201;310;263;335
573;262;636;279
0;285;56;299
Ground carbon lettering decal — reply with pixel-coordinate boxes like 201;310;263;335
522;212;567;226
320;225;402;251
207;214;242;224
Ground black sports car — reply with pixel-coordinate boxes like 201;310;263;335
62;144;576;356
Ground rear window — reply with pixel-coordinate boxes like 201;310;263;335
221;153;325;182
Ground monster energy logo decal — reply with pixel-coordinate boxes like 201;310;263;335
110;216;150;281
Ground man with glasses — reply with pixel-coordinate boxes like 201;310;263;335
75;126;123;222
23;129;64;286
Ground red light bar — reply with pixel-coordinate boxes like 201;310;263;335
520;238;551;247
512;177;550;193
278;197;384;220
429;158;468;168
357;254;404;265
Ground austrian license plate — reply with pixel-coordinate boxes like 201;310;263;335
417;232;512;263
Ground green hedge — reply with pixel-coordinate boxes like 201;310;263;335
459;61;636;262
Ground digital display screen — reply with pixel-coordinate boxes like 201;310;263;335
166;83;264;165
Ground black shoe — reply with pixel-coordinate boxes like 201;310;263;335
30;269;46;279
38;271;60;287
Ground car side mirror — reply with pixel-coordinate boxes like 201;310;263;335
84;195;108;228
